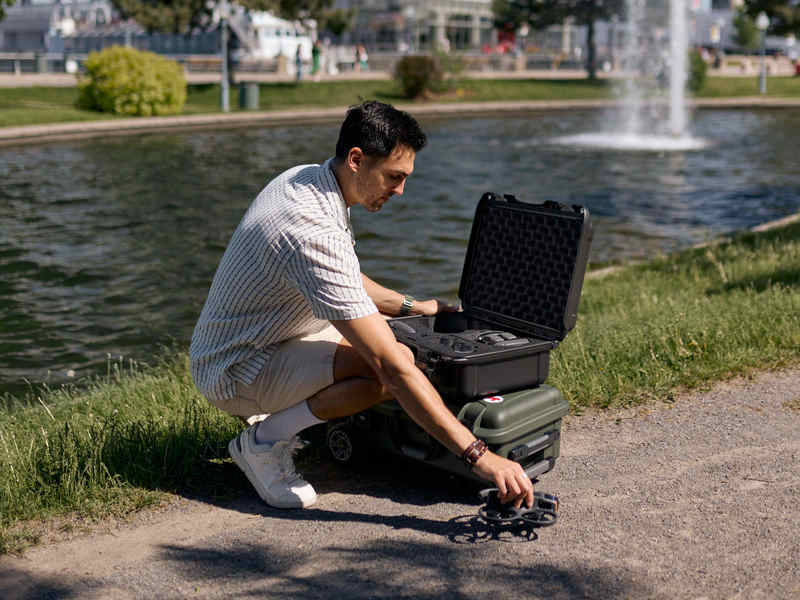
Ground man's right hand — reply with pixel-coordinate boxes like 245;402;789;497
332;313;535;509
471;451;534;508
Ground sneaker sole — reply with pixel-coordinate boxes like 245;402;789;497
228;436;315;509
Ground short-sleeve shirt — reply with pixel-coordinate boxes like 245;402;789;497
189;159;377;402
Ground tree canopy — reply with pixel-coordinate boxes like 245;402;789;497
492;0;625;78
110;0;333;34
742;0;800;36
732;8;760;50
493;0;624;31
0;0;15;23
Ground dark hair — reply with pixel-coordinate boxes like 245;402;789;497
335;100;427;160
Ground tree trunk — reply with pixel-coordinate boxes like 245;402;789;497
586;7;596;80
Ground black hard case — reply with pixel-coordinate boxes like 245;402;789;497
322;194;589;483
389;193;593;401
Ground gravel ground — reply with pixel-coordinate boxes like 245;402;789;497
2;367;799;599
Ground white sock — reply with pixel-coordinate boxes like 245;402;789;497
254;401;325;446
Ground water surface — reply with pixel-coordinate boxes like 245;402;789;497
2;109;799;397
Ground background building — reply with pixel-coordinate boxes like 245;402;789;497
337;0;495;52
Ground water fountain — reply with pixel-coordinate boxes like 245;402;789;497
556;0;708;151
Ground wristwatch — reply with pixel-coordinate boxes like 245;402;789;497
399;294;415;317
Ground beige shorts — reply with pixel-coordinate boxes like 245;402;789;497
215;324;343;418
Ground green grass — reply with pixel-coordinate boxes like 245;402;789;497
697;75;800;97
0;355;246;554
550;221;800;409
0;79;616;127
0;86;117;128
4;74;798;128
1;218;798;553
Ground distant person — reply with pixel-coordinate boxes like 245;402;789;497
356;44;368;71
324;37;339;75
189;101;534;511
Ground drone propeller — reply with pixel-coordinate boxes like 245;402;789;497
477;488;559;527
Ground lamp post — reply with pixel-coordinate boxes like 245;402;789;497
756;11;769;95
403;5;416;52
712;17;725;69
220;0;230;113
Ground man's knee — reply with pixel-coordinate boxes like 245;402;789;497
397;342;414;365
333;340;415;381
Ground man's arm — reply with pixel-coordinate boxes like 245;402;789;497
361;273;458;317
331;312;534;507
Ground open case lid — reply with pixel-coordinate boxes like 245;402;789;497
458;193;593;342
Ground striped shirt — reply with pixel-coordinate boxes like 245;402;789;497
189;159;377;402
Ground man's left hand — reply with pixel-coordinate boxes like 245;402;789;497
414;298;460;316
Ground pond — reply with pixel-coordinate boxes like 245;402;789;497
2;108;799;398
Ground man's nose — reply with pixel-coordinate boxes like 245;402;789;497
392;179;406;196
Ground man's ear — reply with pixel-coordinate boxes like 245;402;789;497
346;147;364;173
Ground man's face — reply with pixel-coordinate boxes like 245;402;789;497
351;144;415;213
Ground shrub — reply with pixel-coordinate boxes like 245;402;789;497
688;49;707;93
78;46;187;116
394;55;443;99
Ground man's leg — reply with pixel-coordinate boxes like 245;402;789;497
228;332;414;509
254;339;412;443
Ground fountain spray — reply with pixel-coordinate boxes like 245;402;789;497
669;0;688;136
551;0;706;151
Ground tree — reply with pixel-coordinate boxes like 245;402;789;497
319;8;354;38
110;0;333;34
493;0;625;80
1;0;15;22
732;8;760;51
742;0;800;37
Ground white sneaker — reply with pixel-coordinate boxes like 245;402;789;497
228;428;317;509
245;413;270;426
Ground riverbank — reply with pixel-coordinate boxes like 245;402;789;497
1;75;799;143
3;96;800;146
1;215;798;555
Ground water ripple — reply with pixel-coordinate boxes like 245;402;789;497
1;109;799;397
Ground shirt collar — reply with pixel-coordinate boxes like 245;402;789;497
320;158;355;246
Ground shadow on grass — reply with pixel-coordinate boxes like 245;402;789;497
706;266;800;295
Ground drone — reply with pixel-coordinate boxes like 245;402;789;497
476;488;559;528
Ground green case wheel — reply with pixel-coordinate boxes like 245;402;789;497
326;423;358;464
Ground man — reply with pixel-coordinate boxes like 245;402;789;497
190;101;533;510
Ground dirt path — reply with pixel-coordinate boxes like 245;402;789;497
2;368;799;599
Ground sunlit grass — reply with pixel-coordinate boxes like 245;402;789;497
1;75;797;128
550;222;800;408
0;354;245;554
697;75;800;98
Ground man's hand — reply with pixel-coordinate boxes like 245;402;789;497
471;451;534;508
413;298;460;316
361;273;459;317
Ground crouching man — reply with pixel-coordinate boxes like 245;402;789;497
190;101;533;509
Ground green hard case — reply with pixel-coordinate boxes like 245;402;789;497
330;385;569;482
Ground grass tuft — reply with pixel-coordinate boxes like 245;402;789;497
0;355;248;553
